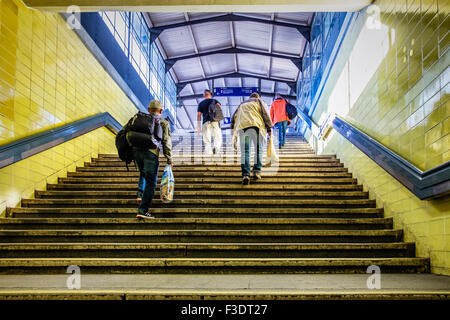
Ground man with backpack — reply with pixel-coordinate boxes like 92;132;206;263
121;100;172;219
270;94;291;149
197;89;223;155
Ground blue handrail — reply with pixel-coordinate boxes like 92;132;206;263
331;116;449;200
0;113;122;169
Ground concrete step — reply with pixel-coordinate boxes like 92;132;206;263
91;155;336;163
68;171;353;178
0;217;394;230
87;161;343;167
20;198;377;209
0;257;429;274
0;242;416;259
58;177;358;185
7;207;383;219
46;183;363;191
0;229;403;243
77;165;346;172
35;190;369;200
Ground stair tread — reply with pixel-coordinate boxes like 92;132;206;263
0;257;428;266
0;242;414;249
0;229;401;236
0;217;393;224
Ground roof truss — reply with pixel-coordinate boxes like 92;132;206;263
165;47;302;73
150;13;310;44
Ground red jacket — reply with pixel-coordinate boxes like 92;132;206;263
270;98;291;125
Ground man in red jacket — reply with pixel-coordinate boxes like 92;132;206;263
270;94;291;148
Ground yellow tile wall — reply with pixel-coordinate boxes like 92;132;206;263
313;0;449;172
307;0;450;275
0;0;138;214
315;130;450;275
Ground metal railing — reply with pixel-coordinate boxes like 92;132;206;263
0;113;122;169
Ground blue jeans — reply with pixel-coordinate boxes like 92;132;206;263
239;127;264;177
132;149;159;213
275;121;288;148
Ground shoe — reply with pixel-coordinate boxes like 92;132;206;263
253;172;262;180
242;176;250;185
136;210;155;219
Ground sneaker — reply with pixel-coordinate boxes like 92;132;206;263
136;210;155;219
242;176;250;185
253;172;262;180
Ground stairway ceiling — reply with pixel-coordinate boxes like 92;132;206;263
146;12;313;130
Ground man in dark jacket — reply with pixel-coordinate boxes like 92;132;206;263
125;100;173;219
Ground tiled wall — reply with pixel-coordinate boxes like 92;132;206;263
0;0;138;214
305;0;450;275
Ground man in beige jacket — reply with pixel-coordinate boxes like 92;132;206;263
231;93;273;185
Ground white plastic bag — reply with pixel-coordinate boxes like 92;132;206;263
264;135;279;167
160;165;175;203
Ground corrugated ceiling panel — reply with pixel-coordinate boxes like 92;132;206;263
274;82;293;94
191;22;232;52
173;58;205;81
223;78;241;87
235;13;272;20
187;12;225;21
272;26;305;56
148;12;186;26
191;81;210;94
237;54;270;75
234;21;271;52
179;85;194;97
228;96;243;107
260;79;275;92
213;78;226;87
200;54;235;76
270;57;298;80
275;12;312;25
160;28;197;57
241;78;259;87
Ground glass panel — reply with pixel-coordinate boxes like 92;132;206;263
99;11;177;120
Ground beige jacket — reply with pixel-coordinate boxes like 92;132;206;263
231;98;273;150
231;98;273;137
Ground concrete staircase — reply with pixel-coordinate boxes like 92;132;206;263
0;133;429;274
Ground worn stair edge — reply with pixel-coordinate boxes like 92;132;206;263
0;258;430;275
0;217;393;225
0;290;447;300
45;183;364;191
0;229;403;237
0;242;415;250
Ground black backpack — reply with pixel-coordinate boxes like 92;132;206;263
208;101;224;122
115;123;133;171
284;99;298;120
126;112;163;150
